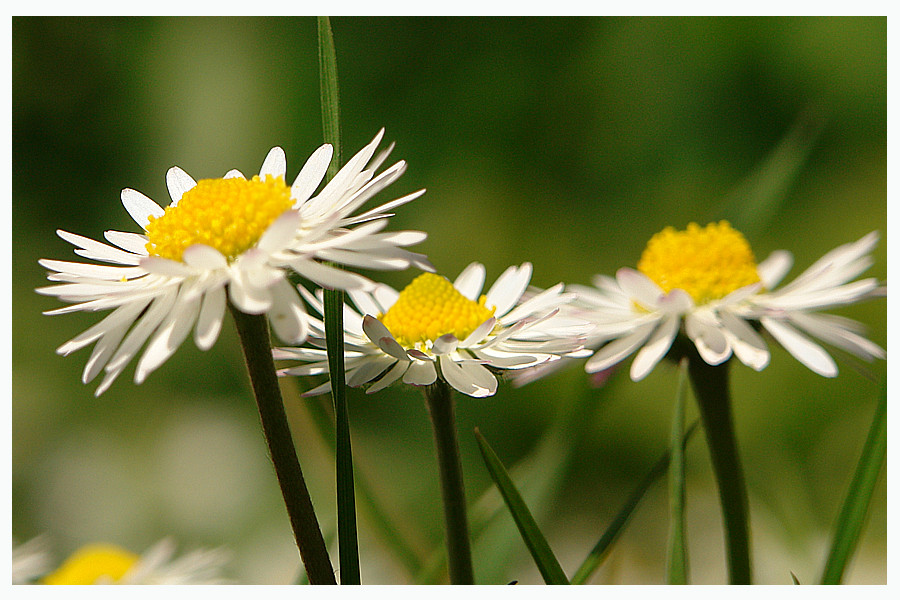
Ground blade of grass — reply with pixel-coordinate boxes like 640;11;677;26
666;359;689;584
715;107;824;236
474;428;569;585
318;15;359;585
570;420;699;584
820;382;886;584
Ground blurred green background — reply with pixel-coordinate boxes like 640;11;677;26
12;16;886;584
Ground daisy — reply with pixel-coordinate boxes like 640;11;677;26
572;221;886;381
275;262;589;398
37;130;429;396
12;536;53;584
40;538;231;584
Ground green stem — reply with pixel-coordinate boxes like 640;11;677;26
423;381;475;584
229;306;336;585
687;356;752;584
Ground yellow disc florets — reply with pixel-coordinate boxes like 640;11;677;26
380;272;496;348
41;543;139;585
144;175;294;262
637;221;760;304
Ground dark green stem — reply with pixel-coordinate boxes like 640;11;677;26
229;306;336;585
423;381;475;584
687;356;752;584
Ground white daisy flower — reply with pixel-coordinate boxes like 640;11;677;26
40;538;231;584
37;130;429;396
573;222;885;381
275;263;589;398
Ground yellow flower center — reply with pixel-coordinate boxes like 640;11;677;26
637;221;760;304
380;272;496;348
144;175;293;262
41;544;139;585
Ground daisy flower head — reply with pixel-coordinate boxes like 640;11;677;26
40;538;231;584
275;262;589;398
573;221;885;381
37;130;429;396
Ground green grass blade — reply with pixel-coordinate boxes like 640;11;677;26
570;421;699;584
716;108;824;236
474;428;569;585
820;383;886;584
318;15;359;585
318;16;341;178
666;359;689;584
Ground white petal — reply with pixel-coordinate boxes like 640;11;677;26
718;311;769;371
289;259;374;291
195;284;226;350
362;315;394;344
166;166;197;205
81;319;133;384
377;335;411;361
685;314;731;365
616;268;665;309
460;317;496;348
140;256;194;277
291;144;333;204
228;272;273;314
630;314;680;381
257;210;302;253
57;230;142;266
454;262;486;300
440;356;496;397
260;147;286;180
223;169;245;179
347;356;394;388
403;359;437;386
121;188;165;229
760;317;838;377
789;312;885;361
135;289;202;382
348;289;386;318
432;334;459;356
366;360;409;394
105;289;178;373
585;322;656;374
267;279;310;344
182;244;228;270
56;300;150;356
485;263;532;317
104;231;150;255
757;250;793;288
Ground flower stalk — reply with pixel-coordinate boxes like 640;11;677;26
229;305;336;584
423;380;475;584
686;354;751;584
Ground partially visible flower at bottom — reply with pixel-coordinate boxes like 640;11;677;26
39;538;231;585
275;262;590;397
570;222;886;381
12;536;53;584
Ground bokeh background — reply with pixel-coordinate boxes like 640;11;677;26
12;16;886;584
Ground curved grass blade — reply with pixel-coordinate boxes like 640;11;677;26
474;428;569;585
666;359;689;584
318;15;359;585
716;108;824;236
570;420;699;584
820;382;886;584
